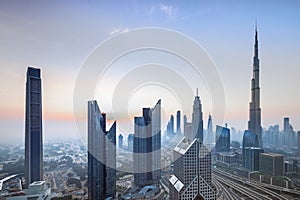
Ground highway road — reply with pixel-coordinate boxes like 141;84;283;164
213;168;289;200
213;177;240;200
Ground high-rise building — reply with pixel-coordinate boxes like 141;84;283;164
128;134;134;152
118;134;123;149
169;138;216;199
248;26;263;148
184;122;193;140
259;153;284;176
205;114;214;145
166;114;175;138
151;100;161;184
298;131;300;156
25;67;43;187
176;110;181;133
242;130;258;168
243;147;264;171
283;117;296;147
191;88;203;142
264;125;280;146
133;100;161;187
183;115;187;127
283;117;290;132
215;125;230;152
88;100;116;199
170;93;215;199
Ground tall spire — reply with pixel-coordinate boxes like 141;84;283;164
248;24;262;148
192;88;203;142
254;21;259;59
255;19;257;32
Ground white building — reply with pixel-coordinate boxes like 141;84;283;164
169;138;216;199
7;181;51;200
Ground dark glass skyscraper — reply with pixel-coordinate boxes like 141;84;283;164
25;67;43;187
176;110;181;133
248;26;263;148
166;114;175;138
128;134;134;152
244;147;264;171
88;100;116;199
215;125;230;152
133;100;161;187
118;133;123;149
242;130;258;168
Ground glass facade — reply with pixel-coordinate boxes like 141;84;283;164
133;100;161;187
215;125;230;152
25;67;43;187
88;101;116;199
242;130;258;169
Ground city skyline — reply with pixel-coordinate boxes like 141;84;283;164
1;1;300;144
1;2;300;200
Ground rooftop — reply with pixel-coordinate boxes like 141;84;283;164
173;137;196;155
260;152;283;157
30;181;45;186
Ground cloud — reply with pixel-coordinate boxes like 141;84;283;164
110;27;129;35
160;4;178;19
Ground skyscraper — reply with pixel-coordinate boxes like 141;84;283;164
169;138;215;199
298;131;300;156
242;130;258;169
166;114;175;138
248;25;263;148
25;67;43;187
170;114;174;134
118;133;123;149
215;125;230;152
183;114;187;128
128;134;134;152
283;117;295;147
88;100;116;199
192;88;203;142
133;100;161;187
184;122;193;140
169;93;215;199
151;100;161;184
176;110;181;133
205;114;214;145
243;147;264;171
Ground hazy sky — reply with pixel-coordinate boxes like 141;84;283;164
0;0;300;144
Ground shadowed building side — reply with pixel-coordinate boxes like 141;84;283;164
133;100;161;187
25;67;43;188
88;100;116;200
